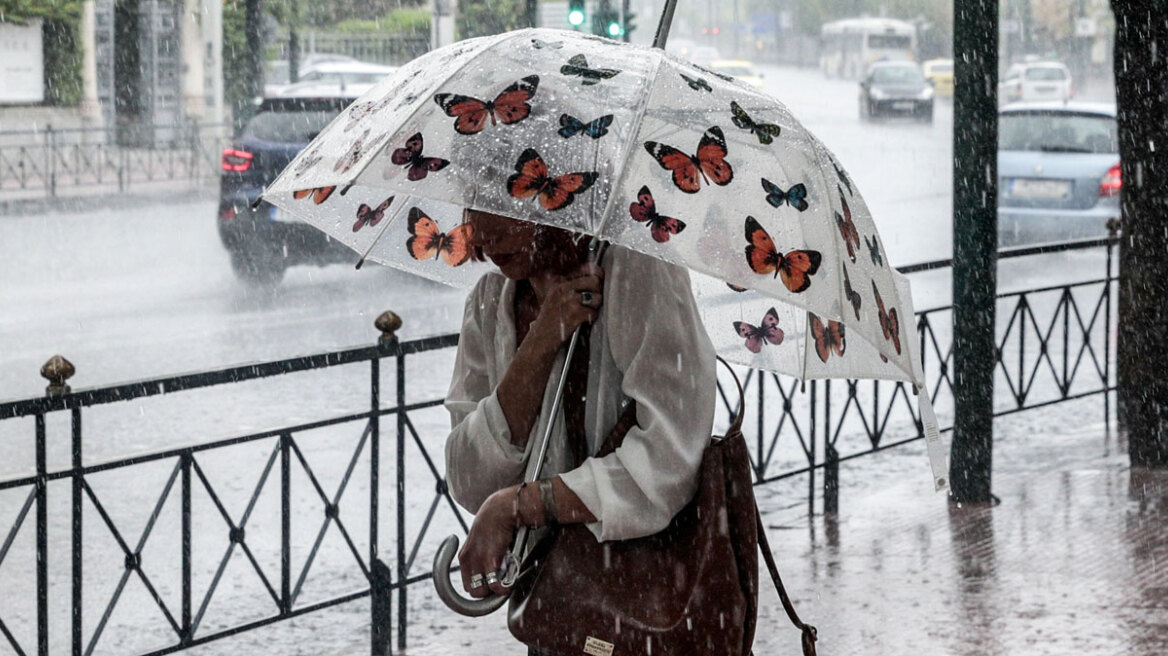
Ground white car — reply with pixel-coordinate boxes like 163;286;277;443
1000;62;1073;104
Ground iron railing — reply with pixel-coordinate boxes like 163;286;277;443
0;236;1117;656
0;123;229;201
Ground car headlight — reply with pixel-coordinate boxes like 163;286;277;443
869;89;887;100
919;87;934;100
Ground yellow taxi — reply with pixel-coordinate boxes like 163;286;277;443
707;59;765;89
923;58;954;97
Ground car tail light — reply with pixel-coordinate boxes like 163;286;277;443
1100;163;1122;197
219;204;237;220
221;148;253;172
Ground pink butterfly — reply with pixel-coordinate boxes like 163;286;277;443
628;185;686;243
390;132;450;181
733;307;785;353
353;196;394;232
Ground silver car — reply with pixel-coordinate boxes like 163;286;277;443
997;102;1120;245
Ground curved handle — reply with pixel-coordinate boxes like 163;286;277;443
432;535;510;617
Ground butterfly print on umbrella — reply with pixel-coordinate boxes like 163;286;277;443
810;314;846;363
334;129;388;174
433;76;540;135
835;188;860;262
872;281;902;355
644;126;733;194
406;207;474;266
680;73;712;92
560;54;621;85
842;266;862;320
831;156;853;196
292;147;323;177
344;98;393;131
293;186;337;204
734;307;785;353
730;101;782;145
762;179;809;212
558;113;614;139
389;133;450;181
629;186;686;243
865;235;884;267
353;196;394;232
743;216;822;293
506;148;598;211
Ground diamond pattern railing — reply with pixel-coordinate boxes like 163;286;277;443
0;237;1117;656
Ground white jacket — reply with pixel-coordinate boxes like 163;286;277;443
444;245;716;541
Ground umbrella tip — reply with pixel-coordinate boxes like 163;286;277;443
250;195;264;210
355;256;366;270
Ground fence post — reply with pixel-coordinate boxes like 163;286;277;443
36;412;48;656
371;558;393;655
824;445;839;516
72;408;83;656
1105;217;1119;429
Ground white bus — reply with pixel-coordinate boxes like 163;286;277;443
820;18;917;79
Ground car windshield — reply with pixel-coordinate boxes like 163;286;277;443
244;109;339;143
871;66;924;84
1025;67;1067;81
999;112;1117;153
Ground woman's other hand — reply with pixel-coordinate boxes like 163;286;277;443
458;486;519;598
529;262;605;348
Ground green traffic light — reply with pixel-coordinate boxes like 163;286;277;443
568;9;585;26
607;21;622;36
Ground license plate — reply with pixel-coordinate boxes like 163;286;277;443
892;101;915;111
269;205;298;223
1010;178;1072;199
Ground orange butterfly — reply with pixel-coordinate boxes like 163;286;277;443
292;186;336;204
743;216;822;293
433;76;540;135
872;281;901;355
406;207;474;267
810;314;846;363
643;126;734;193
835;188;860;263
506;148;598;211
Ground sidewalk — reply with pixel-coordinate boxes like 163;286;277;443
390;395;1165;656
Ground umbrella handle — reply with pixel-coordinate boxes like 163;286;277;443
432;534;510;617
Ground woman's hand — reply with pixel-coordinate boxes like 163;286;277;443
458;486;519;598
529;262;605;349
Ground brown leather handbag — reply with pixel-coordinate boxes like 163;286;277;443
507;350;817;656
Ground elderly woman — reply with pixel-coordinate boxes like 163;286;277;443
443;208;716;652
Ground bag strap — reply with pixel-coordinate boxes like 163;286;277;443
723;360;817;655
756;506;818;656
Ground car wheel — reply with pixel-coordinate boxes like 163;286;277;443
230;247;286;287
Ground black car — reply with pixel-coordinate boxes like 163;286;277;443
217;94;357;284
859;61;935;123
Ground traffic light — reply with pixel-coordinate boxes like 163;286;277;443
623;10;636;41
568;0;585;27
593;3;622;38
606;12;623;38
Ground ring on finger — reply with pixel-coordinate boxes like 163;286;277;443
469;573;485;589
580;290;595;307
485;572;500;586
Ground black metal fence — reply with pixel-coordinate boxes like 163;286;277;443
0;123;229;201
0;236;1117;656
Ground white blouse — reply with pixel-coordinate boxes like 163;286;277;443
444;245;717;541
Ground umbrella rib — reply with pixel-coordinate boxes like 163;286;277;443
592;52;667;239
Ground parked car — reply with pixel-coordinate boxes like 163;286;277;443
859;61;934;123
707;59;765;89
295;62;397;88
264;53;358;96
922;58;953;98
217;89;360;284
997;102;1119;245
999;61;1073;104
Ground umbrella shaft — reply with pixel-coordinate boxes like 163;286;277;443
653;0;679;49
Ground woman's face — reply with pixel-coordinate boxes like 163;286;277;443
464;209;578;280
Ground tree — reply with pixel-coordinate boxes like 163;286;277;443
1111;0;1168;466
457;0;525;39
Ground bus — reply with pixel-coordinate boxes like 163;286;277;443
820;18;917;79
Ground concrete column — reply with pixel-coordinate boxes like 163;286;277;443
79;1;103;129
201;0;224;126
181;0;205;121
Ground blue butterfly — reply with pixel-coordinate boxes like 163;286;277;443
558;113;614;139
761;178;809;212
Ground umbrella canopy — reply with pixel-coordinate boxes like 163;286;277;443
265;27;947;490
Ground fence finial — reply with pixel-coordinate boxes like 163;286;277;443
41;355;75;395
375;311;402;344
1106;217;1121;237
